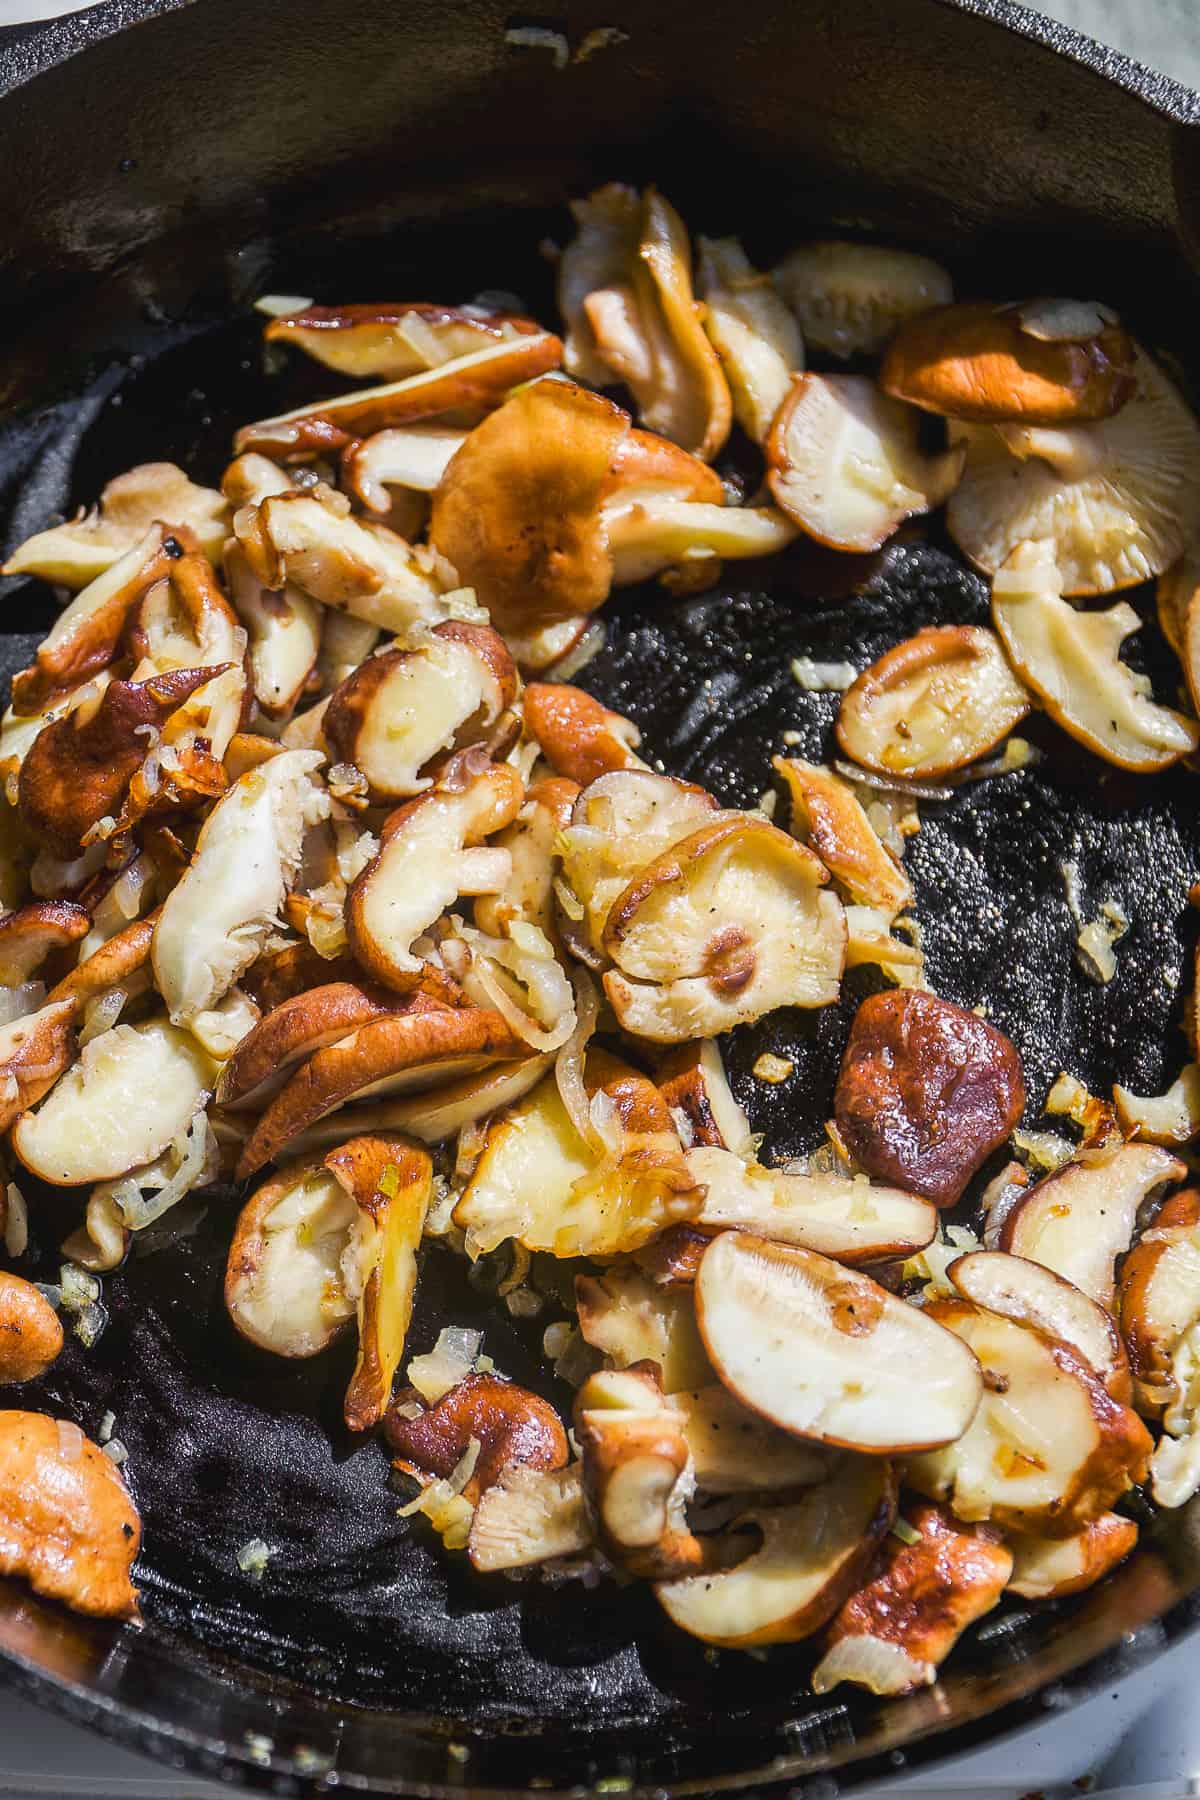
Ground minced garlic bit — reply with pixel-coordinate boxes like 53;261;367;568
1075;897;1129;984
790;655;858;692
753;1052;794;1084
253;294;314;318
237;1537;274;1582
890;1516;922;1546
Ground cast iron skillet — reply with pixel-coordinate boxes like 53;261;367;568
5;0;1200;1792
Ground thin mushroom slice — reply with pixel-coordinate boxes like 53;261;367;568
152;748;329;1026
225;1161;358;1357
602;818;846;1044
947;348;1200;592
0;1000;78;1133
11;1017;211;1186
602;492;797;589
474;778;579;940
880;300;1136;425
235;329;563;457
676;1384;834;1493
324;622;516;803
812;1500;1012;1696
657;1038;752;1155
656;1456;897;1649
575;1266;714;1394
772;240;952;359
767;375;963;553
992;540;1199;771
1007;1512;1138;1600
688;1145;937;1265
0;1274;64;1384
453;1052;701;1259
225;541;321;720
316;610;383;695
285;1054;552;1155
0;1411;140;1618
341;426;468;517
262;302;544;380
774;757;912;912
999;1140;1185;1309
696;235;803;444
696;1233;983;1453
215;980;408;1111
1113;1065;1200;1148
950;1250;1132;1402
1118;1190;1200;1419
835;626;1031;779
385;1373;568;1502
468;1463;592;1572
3;462;227;588
560;769;718;956
346;756;523;991
0;900;90;985
522;684;645;788
907;1299;1151;1534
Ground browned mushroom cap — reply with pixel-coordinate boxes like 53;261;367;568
834;990;1026;1208
1007;1511;1138;1600
429;378;631;635
522;683;644;787
216;980;412;1111
604;428;726;505
812;1500;1012;1696
385;1372;569;1501
656;1038;752;1154
0;1411;140;1618
474;777;579;941
236;1005;525;1178
881;301;1136;427
0;999;78;1133
773;757;912;912
17;664;226;854
0;901;90;985
9;524;179;714
1117;1189;1200;1415
241;941;364;1012
835;626;1031;780
324;621;517;803
234;330;562;458
262;302;545;380
283;1054;552;1157
47;910;159;1011
225;1159;358;1356
0;1274;64;1384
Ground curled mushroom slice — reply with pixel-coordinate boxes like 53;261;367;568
774;757;912;912
558;184;731;461
474;779;579;941
835;990;1026;1208
603;817;846;1044
262;302;544;380
999;1141;1185;1309
1117;1193;1200;1486
236;1005;524;1177
560;769;718;957
216;981;408;1111
575;1266;713;1393
4;463;228;589
948;349;1200;592
224;541;321;720
12;1017;210;1186
289;1054;553;1155
657;1038;752;1155
1114;1065;1200;1148
0;1274;64;1384
0;999;79;1133
689;1145;937;1265
767;375;963;553
468;1462;592;1572
522;684;644;788
454;1052;700;1259
772;241;952;359
341;426;468;519
881;300;1136;426
1008;1512;1138;1600
151;748;328;1026
0;1411;140;1617
696;236;803;444
325;622;516;802
992;541;1198;771
812;1500;1012;1696
387;1372;568;1501
906;1299;1151;1534
602;492;797;589
0;900;90;985
676;1383;834;1493
346;757;523;990
236;330;562;458
835;626;1031;780
950;1251;1132;1403
48;911;157;1016
225;1161;358;1356
656;1456;897;1649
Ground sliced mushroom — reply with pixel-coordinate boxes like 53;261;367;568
603;817;846;1044
676;1383;834;1493
474;778;579;940
0;901;90;985
468;1462;592;1572
1113;1066;1200;1147
656;1038;752;1155
655;1456;896;1648
696;235;803;444
325;622;516;802
346;757;523;990
286;1055;553;1156
558;183;731;461
240;940;361;1012
12;1017;210;1186
151;748;328;1026
1118;1189;1200;1416
1007;1512;1138;1600
835;990;1026;1208
835;626;1031;779
950;1250;1132;1405
216;980;408;1111
907;1298;1151;1534
0;1274;64;1384
236;1004;524;1177
385;1372;568;1499
812;1500;1012;1695
224;540;322;720
221;452;298;509
698;1233;982;1452
947;348;1200;592
602;491;797;589
3;462;227;588
575;1265;713;1393
772;241;952;359
262;301;544;380
773;757;912;912
0;999;79;1133
522;683;644;788
236;329;562;458
767;375;963;553
991;540;1198;771
453;1052;700;1259
224;1160;358;1356
341;425;468;519
999;1141;1185;1309
0;1411;140;1618
880;300;1136;426
689;1145;937;1264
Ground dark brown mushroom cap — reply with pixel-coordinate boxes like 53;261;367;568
384;1373;569;1502
216;980;413;1111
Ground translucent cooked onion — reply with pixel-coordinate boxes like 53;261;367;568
79;987;128;1047
457;923;576;1052
108;1112;215;1232
3;1182;28;1257
812;1634;932;1696
407;1326;483;1404
0;982;45;1027
554;967;604;1153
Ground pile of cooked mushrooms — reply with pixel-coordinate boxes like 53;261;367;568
3;183;1200;1696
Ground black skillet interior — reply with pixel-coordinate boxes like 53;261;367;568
6;0;1200;1794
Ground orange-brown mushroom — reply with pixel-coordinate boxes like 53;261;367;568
0;900;90;985
522;683;645;787
216;980;412;1111
385;1372;569;1501
0;1274;64;1384
262;302;546;380
0;998;78;1133
0;1411;140;1618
